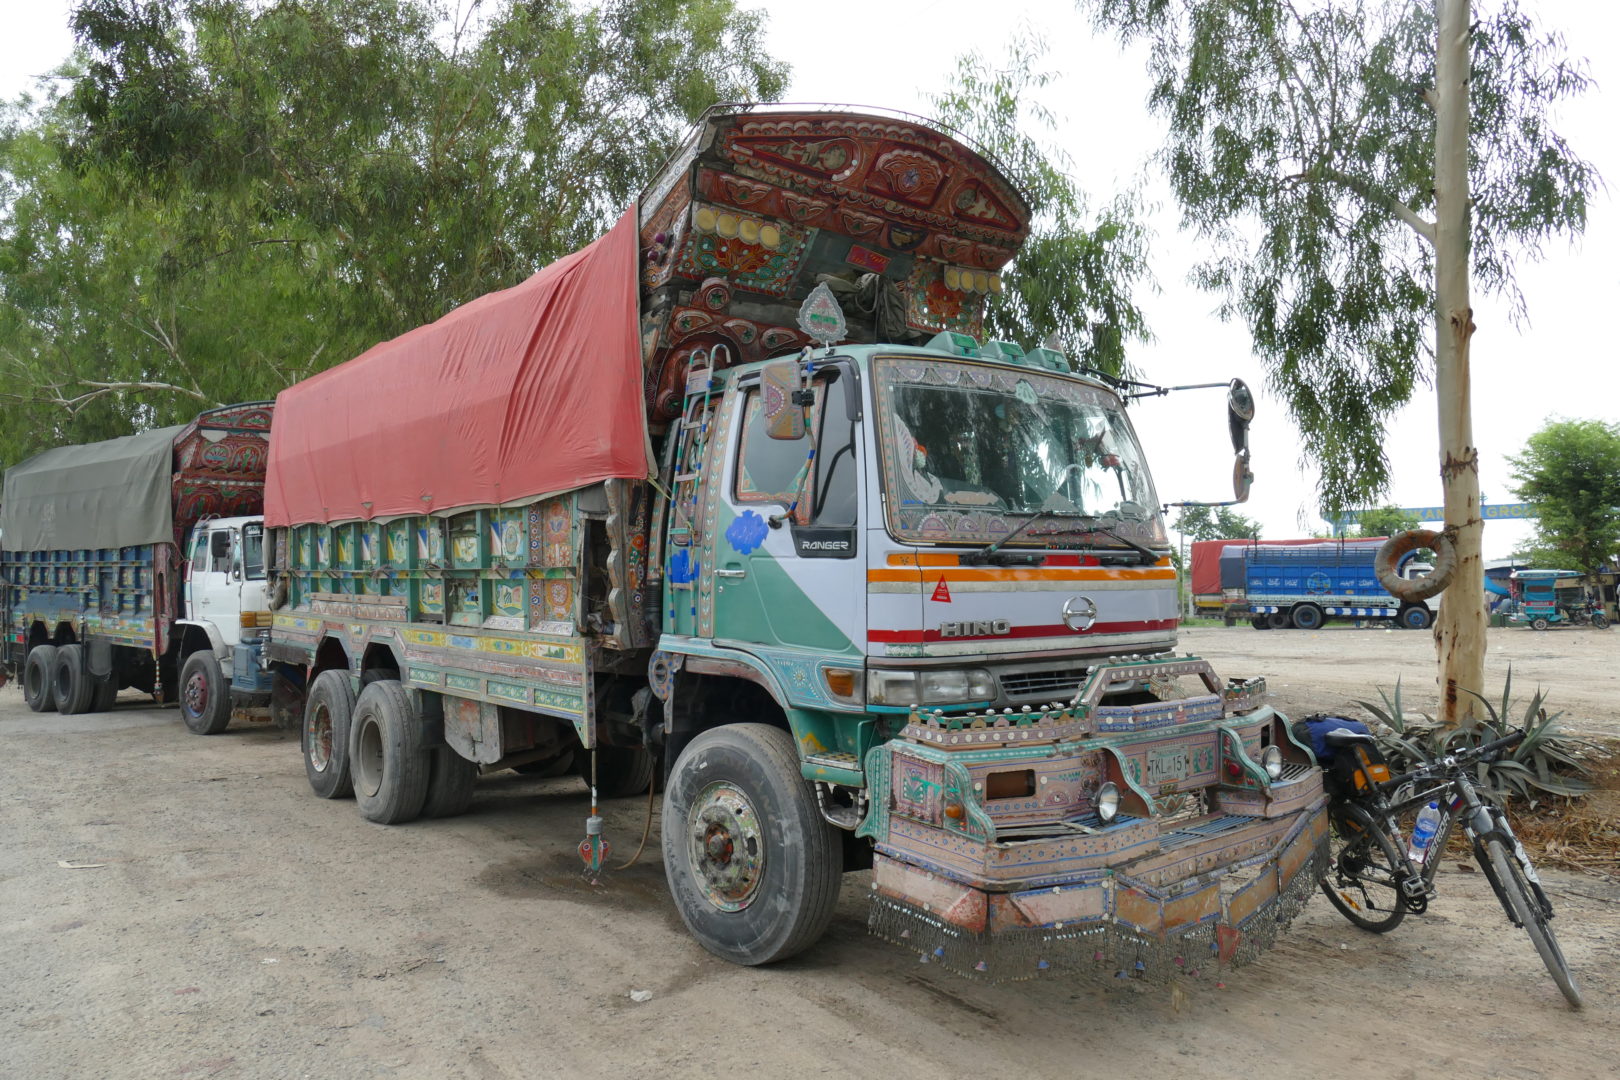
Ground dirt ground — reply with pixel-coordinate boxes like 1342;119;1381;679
3;628;1618;1080
1180;624;1620;739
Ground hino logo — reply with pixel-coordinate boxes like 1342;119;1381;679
800;539;849;550
939;619;1011;638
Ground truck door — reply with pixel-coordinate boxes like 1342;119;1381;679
712;366;863;656
187;526;243;649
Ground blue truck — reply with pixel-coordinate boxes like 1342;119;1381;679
1243;539;1438;630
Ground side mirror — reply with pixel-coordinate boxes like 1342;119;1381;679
760;358;806;440
1232;454;1253;503
1227;378;1254;454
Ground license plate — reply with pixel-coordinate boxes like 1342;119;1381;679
1146;747;1190;786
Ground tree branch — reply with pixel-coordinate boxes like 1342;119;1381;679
1316;165;1437;244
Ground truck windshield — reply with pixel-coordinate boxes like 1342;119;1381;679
873;356;1164;548
243;524;266;580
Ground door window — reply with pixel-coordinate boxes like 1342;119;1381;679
209;531;233;574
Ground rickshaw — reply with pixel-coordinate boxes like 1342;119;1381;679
1508;569;1611;630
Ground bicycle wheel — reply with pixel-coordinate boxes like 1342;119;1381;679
1320;803;1408;932
1481;835;1583;1009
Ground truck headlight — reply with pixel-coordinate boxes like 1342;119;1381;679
1096;782;1121;823
867;668;995;706
1262;745;1285;780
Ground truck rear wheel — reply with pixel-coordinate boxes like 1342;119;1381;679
662;723;841;966
1266;610;1289;629
304;670;356;799
1399;604;1432;630
1290;603;1325;630
581;745;656;798
92;676;118;712
179;650;232;734
53;644;97;716
349;679;430;825
1250;615;1269;630
24;645;59;712
421;746;478;819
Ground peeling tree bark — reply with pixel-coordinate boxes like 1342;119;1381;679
1433;0;1487;728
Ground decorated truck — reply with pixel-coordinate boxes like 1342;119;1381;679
1244;538;1440;630
264;104;1326;979
0;404;276;731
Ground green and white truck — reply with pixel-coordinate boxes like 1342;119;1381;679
264;105;1326;978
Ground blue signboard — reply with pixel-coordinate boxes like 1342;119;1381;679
1327;502;1537;531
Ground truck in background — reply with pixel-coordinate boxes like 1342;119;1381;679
263;104;1326;979
1189;537;1292;624
1242;538;1439;630
1;404;276;732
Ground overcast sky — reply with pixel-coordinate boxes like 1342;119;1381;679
3;1;1615;558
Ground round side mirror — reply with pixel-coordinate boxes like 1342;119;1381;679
1232;454;1253;503
1227;379;1254;454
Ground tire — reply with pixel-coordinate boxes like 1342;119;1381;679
1250;615;1270;630
1591;613;1610;630
581;745;656;798
662;724;841;966
53;644;98;716
1266;610;1289;630
179;650;232;735
92;675;118;712
421;746;478;819
349;679;430;825
304;670;356;799
1482;835;1583;1008
1291;603;1325;630
23;645;59;713
1399;605;1432;631
1320;802;1408;933
1531;618;1549;631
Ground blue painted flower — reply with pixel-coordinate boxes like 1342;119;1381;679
668;548;700;584
726;509;770;555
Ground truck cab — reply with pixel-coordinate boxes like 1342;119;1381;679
177;515;274;730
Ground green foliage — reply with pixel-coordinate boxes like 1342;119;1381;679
1173;503;1261;541
1357;671;1596;806
0;0;786;468
1077;0;1598;513
1507;418;1620;577
929;34;1153;377
1352;504;1420;539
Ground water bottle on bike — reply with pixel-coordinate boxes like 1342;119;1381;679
1408;801;1443;864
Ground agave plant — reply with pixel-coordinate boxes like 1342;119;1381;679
1355;669;1598;807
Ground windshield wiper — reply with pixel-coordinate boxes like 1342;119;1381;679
962;511;1160;567
960;511;1073;565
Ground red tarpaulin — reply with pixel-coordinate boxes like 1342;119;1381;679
265;210;651;527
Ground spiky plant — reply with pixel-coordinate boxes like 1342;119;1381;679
1356;669;1598;807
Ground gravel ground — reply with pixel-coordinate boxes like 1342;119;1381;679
2;629;1617;1080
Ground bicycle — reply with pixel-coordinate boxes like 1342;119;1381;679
1314;724;1583;1009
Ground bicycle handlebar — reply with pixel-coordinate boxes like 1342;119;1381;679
1381;728;1526;791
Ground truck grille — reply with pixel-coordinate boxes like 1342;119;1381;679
998;666;1088;701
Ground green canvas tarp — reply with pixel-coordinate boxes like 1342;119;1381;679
1;425;184;553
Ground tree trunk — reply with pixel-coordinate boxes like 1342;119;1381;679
1433;0;1486;728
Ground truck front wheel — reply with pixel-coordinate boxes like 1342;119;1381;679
179;650;232;734
662;723;841;966
349;679;430;825
1290;603;1325;630
24;645;59;712
304;670;356;799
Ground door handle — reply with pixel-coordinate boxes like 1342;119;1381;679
715;568;747;579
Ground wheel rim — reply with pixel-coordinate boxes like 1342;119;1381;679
26;660;43;701
687;781;765;912
183;668;208;718
1324;815;1405;928
308;700;333;772
355;715;384;798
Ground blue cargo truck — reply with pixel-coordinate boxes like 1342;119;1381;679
1244;539;1438;630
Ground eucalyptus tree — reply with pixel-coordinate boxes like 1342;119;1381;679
0;0;787;465
930;36;1153;377
1076;0;1597;725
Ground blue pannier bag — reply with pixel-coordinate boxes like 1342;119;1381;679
1293;714;1371;764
